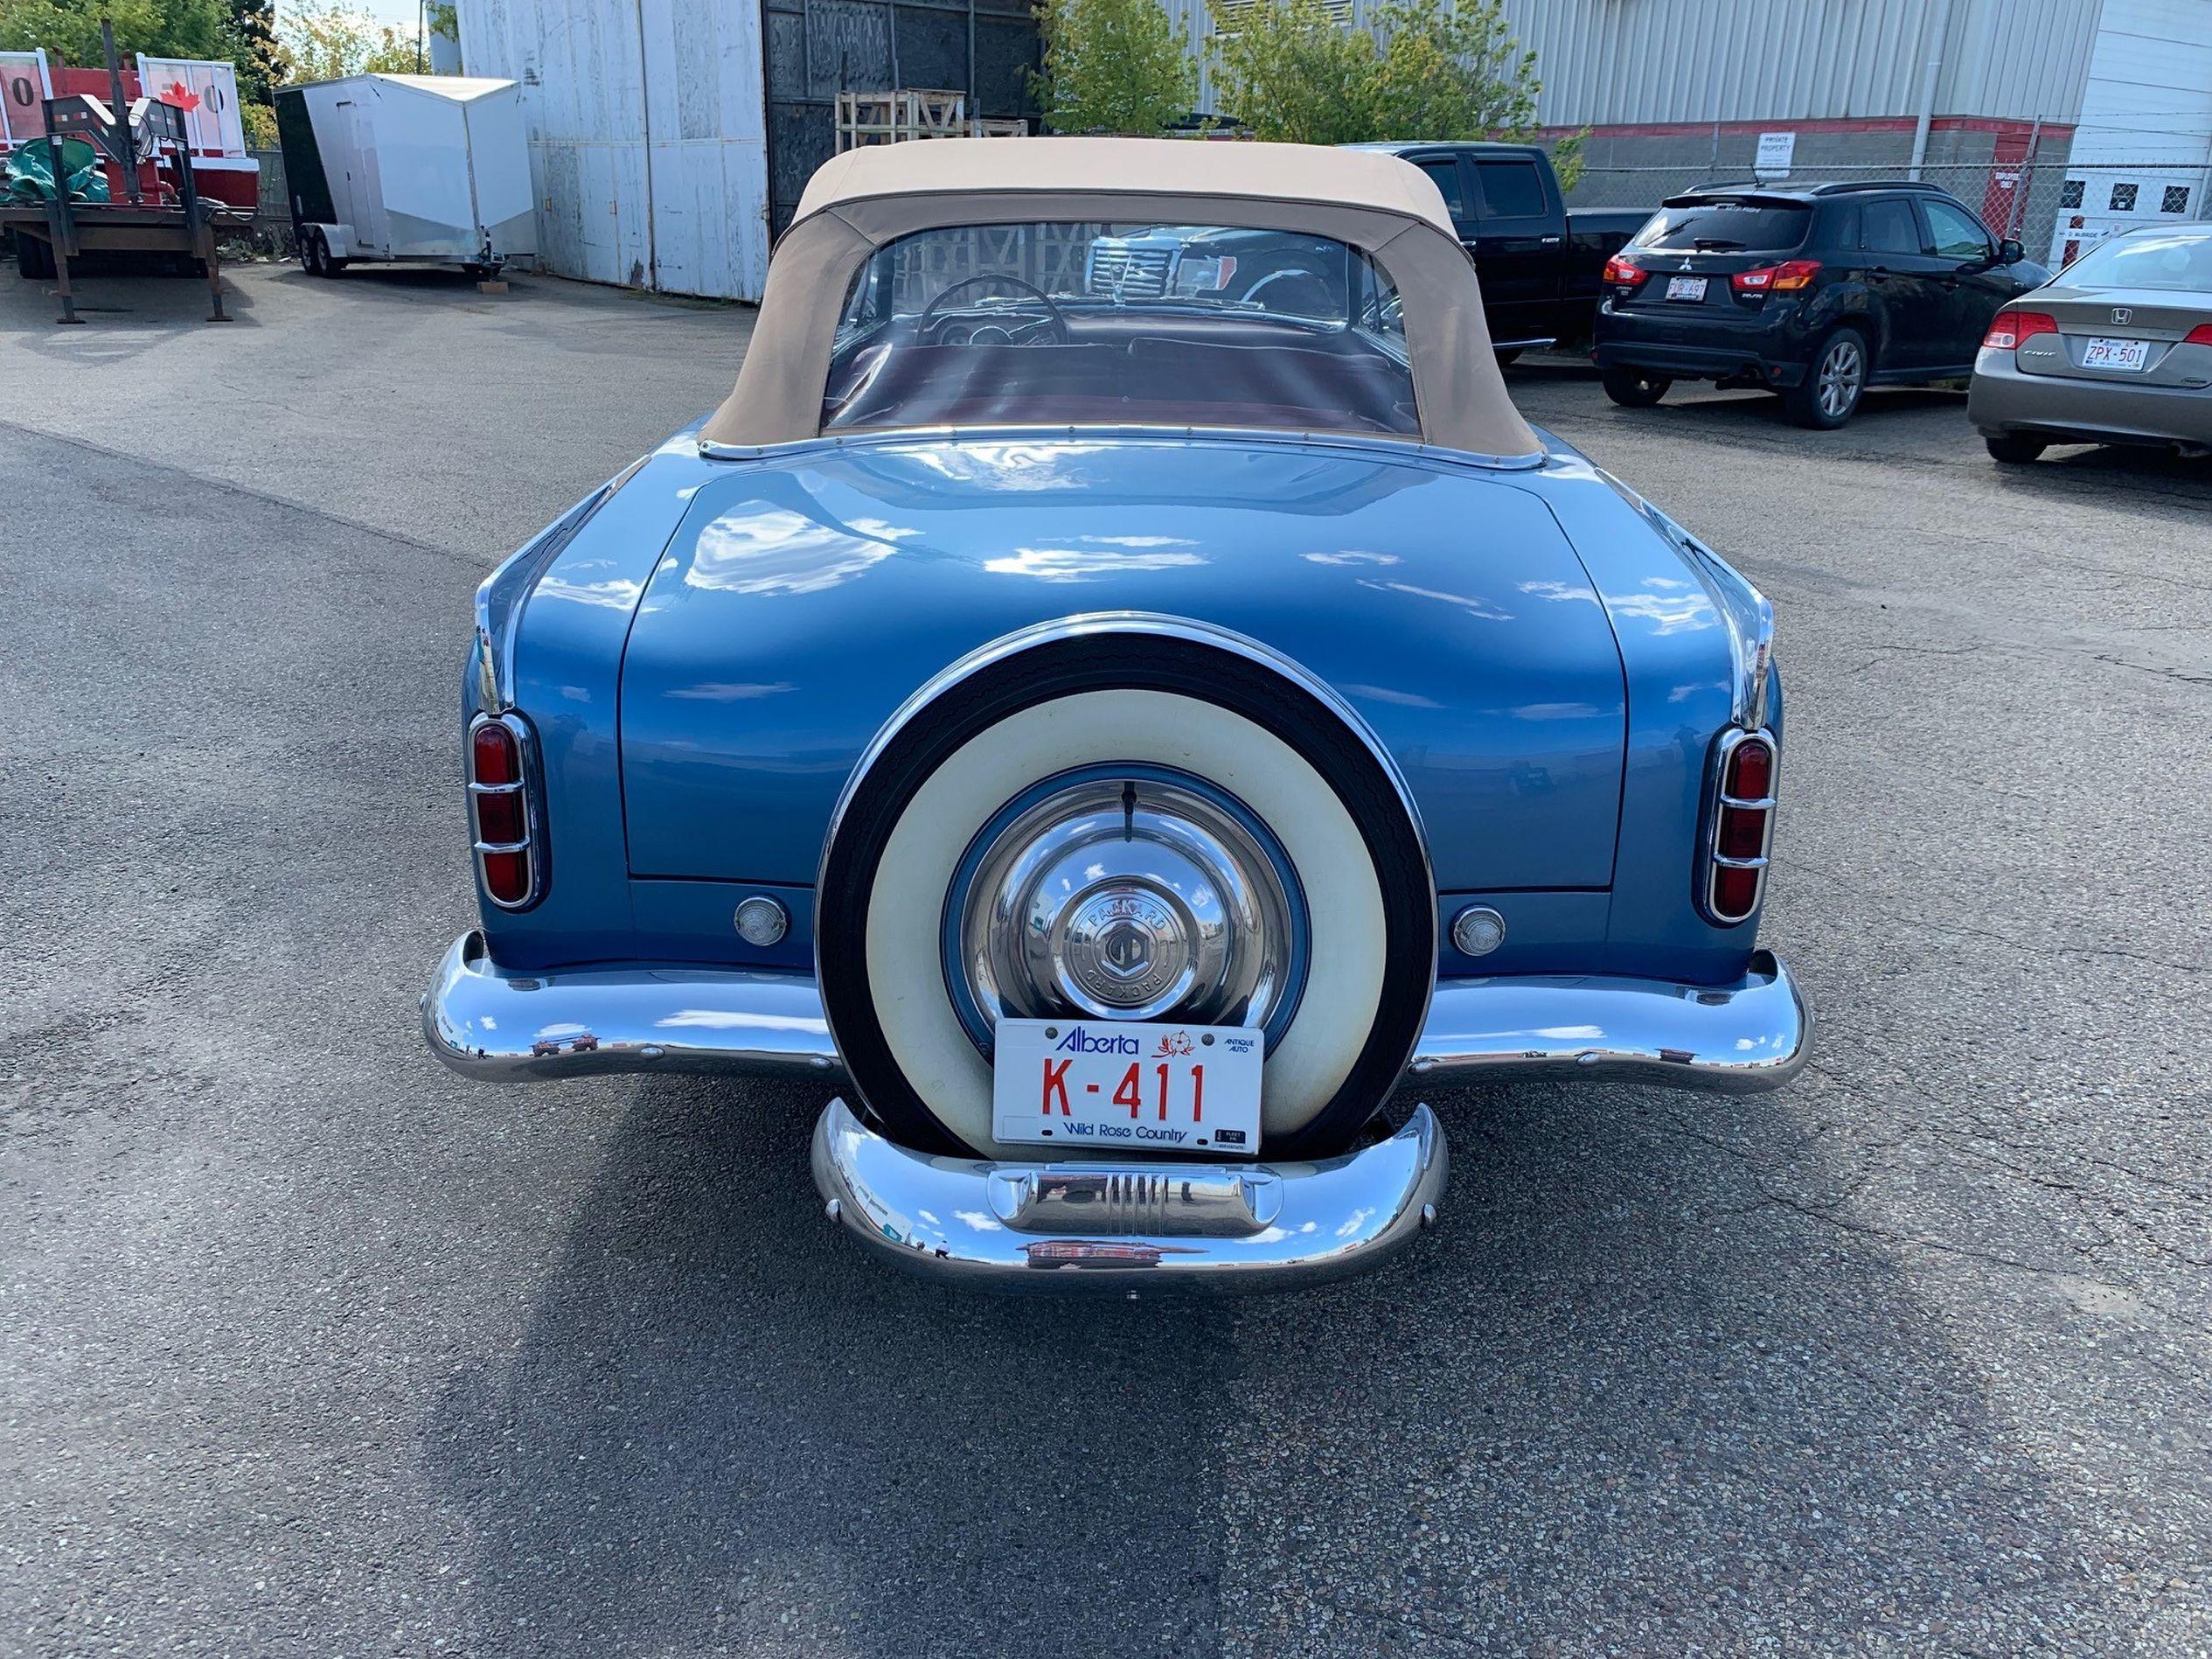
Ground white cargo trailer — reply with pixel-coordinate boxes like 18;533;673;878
273;74;535;278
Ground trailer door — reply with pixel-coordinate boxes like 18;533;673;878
336;94;389;254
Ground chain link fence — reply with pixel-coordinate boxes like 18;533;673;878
1564;159;2212;272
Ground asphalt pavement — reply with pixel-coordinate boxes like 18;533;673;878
4;261;2209;1656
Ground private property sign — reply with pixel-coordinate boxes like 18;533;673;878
1756;131;1796;180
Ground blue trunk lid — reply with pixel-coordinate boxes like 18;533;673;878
616;437;1626;892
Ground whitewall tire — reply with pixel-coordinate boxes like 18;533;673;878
815;624;1436;1161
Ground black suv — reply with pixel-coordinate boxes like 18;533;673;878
1591;180;2050;427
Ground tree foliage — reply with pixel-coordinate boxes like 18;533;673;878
1208;0;1374;145
1033;0;1197;136
277;2;421;81
228;0;279;101
1213;0;1558;155
0;0;233;66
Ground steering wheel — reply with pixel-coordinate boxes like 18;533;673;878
920;275;1070;345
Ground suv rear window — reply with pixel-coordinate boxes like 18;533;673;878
1631;201;1811;254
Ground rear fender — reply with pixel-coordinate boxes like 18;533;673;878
471;429;718;969
1507;447;1777;985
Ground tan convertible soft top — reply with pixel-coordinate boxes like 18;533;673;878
701;136;1541;460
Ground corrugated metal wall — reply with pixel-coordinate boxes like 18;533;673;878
1494;0;2100;127
459;0;771;299
1180;0;2104;128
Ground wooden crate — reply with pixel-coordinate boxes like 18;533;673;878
835;89;970;152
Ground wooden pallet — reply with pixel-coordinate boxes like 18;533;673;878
835;89;970;152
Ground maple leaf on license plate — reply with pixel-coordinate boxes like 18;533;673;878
991;1019;1263;1154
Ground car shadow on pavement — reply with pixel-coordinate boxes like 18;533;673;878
427;1072;2095;1656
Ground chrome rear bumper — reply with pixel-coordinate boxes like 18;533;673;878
422;938;1805;1092
422;931;845;1083
424;931;1809;1095
810;1097;1446;1293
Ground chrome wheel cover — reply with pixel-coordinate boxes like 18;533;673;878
1818;337;1863;418
944;764;1306;1052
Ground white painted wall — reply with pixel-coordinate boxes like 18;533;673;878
2049;0;2212;260
457;0;771;299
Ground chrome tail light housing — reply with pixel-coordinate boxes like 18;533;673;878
468;712;546;910
1701;728;1776;926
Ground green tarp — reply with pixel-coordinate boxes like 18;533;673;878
3;137;110;206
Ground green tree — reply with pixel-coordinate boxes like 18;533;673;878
228;0;279;99
1366;0;1533;142
1209;0;1379;146
0;0;233;66
1212;0;1567;167
1033;0;1197;136
277;2;421;80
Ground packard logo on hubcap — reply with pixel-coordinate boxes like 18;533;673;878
1099;919;1153;978
1064;889;1184;1007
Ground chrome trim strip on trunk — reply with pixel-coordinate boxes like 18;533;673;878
697;422;1549;475
809;1097;1447;1293
422;932;1808;1095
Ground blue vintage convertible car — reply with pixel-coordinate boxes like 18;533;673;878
423;138;1809;1291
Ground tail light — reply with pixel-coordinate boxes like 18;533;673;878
1732;260;1821;295
468;713;543;909
2184;324;2212;345
1703;729;1776;925
1984;310;2057;351
1602;254;1646;288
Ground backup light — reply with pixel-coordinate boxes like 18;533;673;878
1602;254;1646;288
1450;905;1506;958
734;896;790;947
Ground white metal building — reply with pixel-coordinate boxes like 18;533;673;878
456;0;1040;301
458;0;772;297
2051;0;2212;258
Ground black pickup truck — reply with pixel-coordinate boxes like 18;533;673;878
1347;142;1652;361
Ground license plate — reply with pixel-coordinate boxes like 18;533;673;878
1666;275;1708;302
2082;337;2148;371
991;1018;1263;1154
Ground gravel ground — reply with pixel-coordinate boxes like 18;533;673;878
3;262;2209;1657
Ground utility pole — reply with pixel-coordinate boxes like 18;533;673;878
1908;0;1958;179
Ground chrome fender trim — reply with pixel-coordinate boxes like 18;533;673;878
1408;948;1809;1094
421;930;845;1083
809;1097;1447;1293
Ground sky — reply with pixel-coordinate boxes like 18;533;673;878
352;0;437;31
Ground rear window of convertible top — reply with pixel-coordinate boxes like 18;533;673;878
820;221;1419;438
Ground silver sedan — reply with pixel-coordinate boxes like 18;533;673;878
1968;224;2212;463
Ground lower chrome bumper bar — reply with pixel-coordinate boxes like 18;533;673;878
809;1097;1447;1293
423;933;1808;1094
